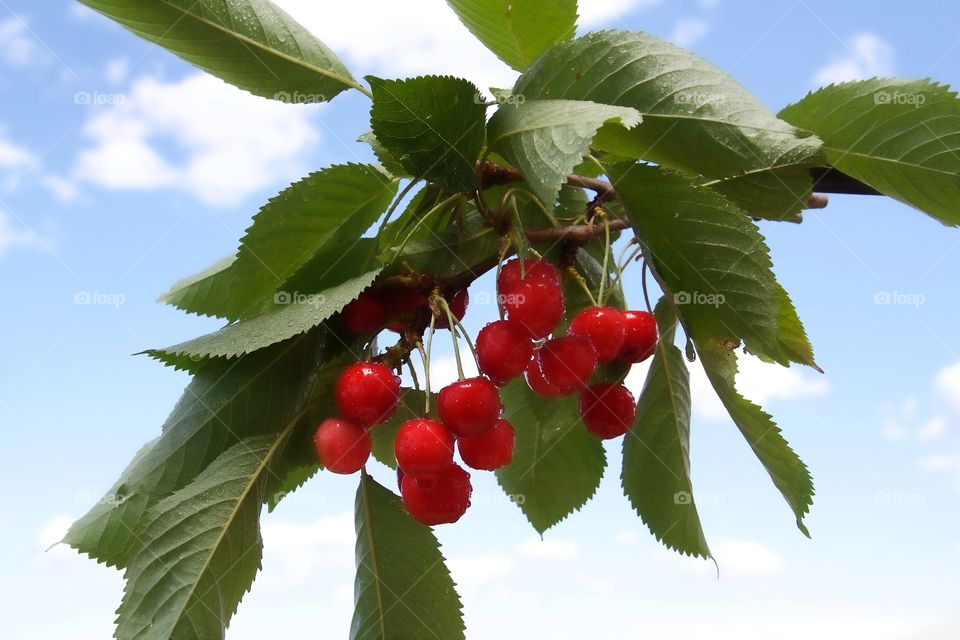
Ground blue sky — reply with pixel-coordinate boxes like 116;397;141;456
1;1;959;638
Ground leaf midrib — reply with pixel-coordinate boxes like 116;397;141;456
141;0;363;93
359;472;389;640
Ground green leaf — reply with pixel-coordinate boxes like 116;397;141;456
622;300;711;558
148;267;381;360
371;389;427;470
497;380;606;534
116;435;278;639
228;164;397;320
697;341;814;536
747;284;821;371
514;31;823;220
368;76;487;191
159;254;236;319
394;209;500;279
609;163;781;359
779;78;960;226
78;0;360;101
65;331;326;567
487;99;641;206
358;131;412;179
352;473;465;640
445;0;577;71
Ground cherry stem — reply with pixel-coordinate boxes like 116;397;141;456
567;266;597;306
641;258;653;314
377;178;421;236
437;296;466;381
598;215;612;305
407;359;421;392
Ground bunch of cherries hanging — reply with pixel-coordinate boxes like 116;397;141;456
313;257;657;526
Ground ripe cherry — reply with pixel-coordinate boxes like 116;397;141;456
618;310;658;363
476;320;533;385
341;292;387;335
401;463;473;525
458;419;516;471
313;417;371;474
437;376;501;437
579;383;636;439
394;418;455;477
435;288;469;330
497;257;561;295
502;279;565;339
569;306;625;364
335;361;401;427
381;286;428;334
539;336;598;394
524;352;567;397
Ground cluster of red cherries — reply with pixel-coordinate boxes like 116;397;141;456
313;257;658;527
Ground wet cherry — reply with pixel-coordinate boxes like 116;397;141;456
569;306;625;364
524;351;567;397
458;419;515;471
335;361;401;427
394;418;455;477
497;257;561;295
618;310;658;363
401;463;473;525
341;292;387;335
436;288;469;330
437;376;501;437
313;417;371;474
538;336;598;394
579;383;636;440
476;320;534;385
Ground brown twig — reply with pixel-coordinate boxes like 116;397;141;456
478;160;833;211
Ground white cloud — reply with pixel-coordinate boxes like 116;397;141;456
0;17;40;67
260;513;354;585
935;361;960;410
916;415;949;442
517;537;580;559
813;33;895;85
670;18;709;48
0;211;49;257
274;0;518;93
0;135;33;170
37;515;73;549
41;175;81;203
73;73;321;206
713;540;784;576
578;0;663;30
448;553;514;587
104;57;129;83
626;352;827;423
918;454;960;474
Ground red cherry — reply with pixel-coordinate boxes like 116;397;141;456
497;258;561;295
394;418;455;477
313;418;371;474
524;352;567;397
341;292;387;335
401;463;473;525
618;310;658;363
458;419;515;471
569;306;625;364
539;336;597;394
502;279;565;339
579;383;636;439
335;361;401;427
381;286;428;333
436;289;469;330
476;320;533;385
437;377;501;437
